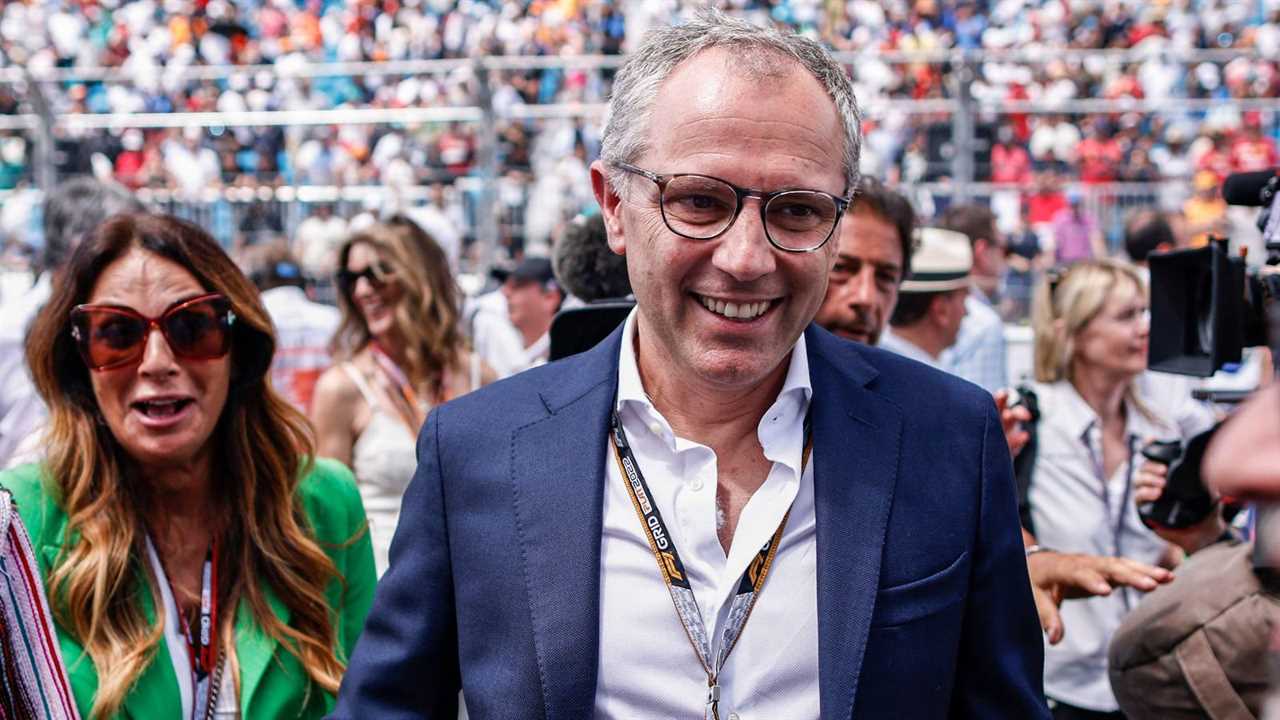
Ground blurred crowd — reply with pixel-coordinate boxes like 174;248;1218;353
1;0;1279;244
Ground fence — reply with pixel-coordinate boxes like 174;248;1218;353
2;46;1278;274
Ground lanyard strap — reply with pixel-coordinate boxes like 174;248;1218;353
370;342;429;429
178;540;219;682
1081;427;1136;609
608;410;811;720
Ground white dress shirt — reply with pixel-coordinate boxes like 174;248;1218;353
1029;379;1213;711
595;310;818;720
878;326;942;369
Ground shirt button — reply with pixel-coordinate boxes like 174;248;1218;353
689;476;704;491
647;420;663;437
729;714;741;720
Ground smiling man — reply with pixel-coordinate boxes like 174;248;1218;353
332;11;1047;720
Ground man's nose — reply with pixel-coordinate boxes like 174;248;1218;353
711;201;776;282
846;269;877;308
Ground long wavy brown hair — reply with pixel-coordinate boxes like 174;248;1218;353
26;213;348;719
330;216;465;402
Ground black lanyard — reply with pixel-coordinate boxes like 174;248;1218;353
608;410;811;720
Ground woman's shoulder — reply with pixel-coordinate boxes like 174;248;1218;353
0;463;66;545
295;458;366;542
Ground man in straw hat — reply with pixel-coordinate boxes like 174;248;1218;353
334;11;1047;719
879;227;973;369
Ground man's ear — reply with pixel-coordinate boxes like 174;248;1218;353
591;160;627;256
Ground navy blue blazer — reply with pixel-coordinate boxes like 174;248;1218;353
331;324;1049;719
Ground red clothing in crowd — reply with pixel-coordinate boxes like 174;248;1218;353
991;144;1033;184
1076;136;1123;184
1230;134;1279;173
1197;145;1234;181
1027;190;1068;225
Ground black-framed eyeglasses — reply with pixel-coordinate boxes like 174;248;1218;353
336;262;394;296
613;162;851;253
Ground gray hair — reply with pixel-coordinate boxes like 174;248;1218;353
40;176;142;275
600;9;861;195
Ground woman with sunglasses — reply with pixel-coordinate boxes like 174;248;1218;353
1022;259;1219;719
2;213;375;720
312;217;493;575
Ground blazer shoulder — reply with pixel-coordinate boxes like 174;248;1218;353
437;348;614;428
834;338;993;420
296;457;367;546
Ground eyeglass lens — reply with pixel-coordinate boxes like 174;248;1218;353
659;175;839;251
74;297;232;370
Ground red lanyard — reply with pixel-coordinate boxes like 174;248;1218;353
370;341;429;429
179;540;219;681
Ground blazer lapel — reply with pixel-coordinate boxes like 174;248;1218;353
805;327;903;720
120;565;184;720
508;329;621;720
37;541;184;720
235;578;291;715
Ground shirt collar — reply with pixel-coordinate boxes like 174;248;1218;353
1041;379;1174;442
615;307;813;425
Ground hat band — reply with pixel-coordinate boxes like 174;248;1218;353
899;270;970;293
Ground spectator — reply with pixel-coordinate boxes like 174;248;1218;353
0;177;141;469
5;212;374;719
466;272;528;380
939;203;1009;393
1182;170;1229;248
311;217;493;575
1229;112;1278;173
813;177;916;346
1122;210;1175;270
160;126;221;199
880;227;971;369
240;240;340;413
1023;259;1214;718
991;123;1033;184
501;256;565;372
292;203;349;282
1050;190;1106;263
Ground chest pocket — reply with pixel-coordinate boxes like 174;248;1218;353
871;550;969;628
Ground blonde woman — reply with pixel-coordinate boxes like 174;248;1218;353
3;213;375;719
312;216;493;574
1022;258;1215;719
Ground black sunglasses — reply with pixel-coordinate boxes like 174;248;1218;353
336;262;394;295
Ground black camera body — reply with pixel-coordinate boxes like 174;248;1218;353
1137;427;1220;530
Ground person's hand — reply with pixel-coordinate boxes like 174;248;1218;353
995;389;1031;458
1134;457;1227;555
1026;551;1173;645
1205;384;1280;502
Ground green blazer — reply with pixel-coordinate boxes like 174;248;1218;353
2;458;377;720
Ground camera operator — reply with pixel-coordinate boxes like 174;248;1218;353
1107;475;1274;719
1021;259;1212;719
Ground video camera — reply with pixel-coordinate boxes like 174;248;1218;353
1148;169;1280;378
1141;170;1280;540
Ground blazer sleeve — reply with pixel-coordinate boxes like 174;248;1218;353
329;407;461;720
949;403;1050;719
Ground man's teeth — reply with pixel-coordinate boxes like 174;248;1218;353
699;296;770;320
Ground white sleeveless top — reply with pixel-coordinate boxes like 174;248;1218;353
341;356;481;575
